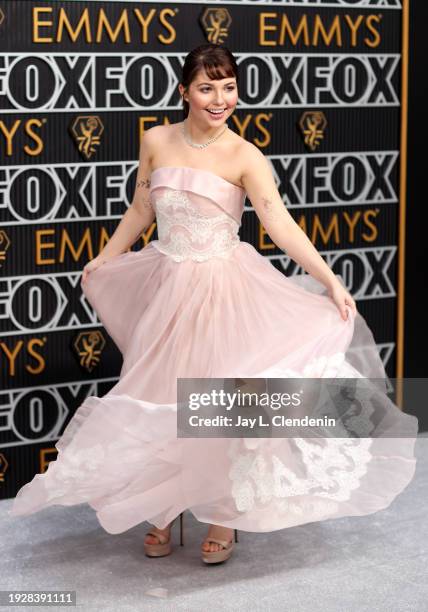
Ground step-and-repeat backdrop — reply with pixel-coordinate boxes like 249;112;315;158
0;0;408;498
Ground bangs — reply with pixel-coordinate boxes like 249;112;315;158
202;62;236;82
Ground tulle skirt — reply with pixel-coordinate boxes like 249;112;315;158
9;241;418;534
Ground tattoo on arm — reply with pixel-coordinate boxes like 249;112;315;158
140;197;153;210
136;178;153;210
261;197;279;220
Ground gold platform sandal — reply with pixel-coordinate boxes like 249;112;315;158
144;511;184;557
201;528;238;564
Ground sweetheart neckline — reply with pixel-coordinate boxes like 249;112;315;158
151;166;245;192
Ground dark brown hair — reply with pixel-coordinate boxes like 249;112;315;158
180;44;239;118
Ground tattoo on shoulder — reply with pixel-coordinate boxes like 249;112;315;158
261;197;279;220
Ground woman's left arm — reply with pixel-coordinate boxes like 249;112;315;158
241;143;357;321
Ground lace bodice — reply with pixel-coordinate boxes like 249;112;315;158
149;166;246;263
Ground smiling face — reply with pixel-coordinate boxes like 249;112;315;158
179;67;238;125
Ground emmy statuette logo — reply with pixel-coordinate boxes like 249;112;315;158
70;116;104;160
74;331;106;372
0;454;8;483
200;9;232;44
0;231;11;267
298;111;328;152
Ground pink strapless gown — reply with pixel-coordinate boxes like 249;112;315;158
9;166;418;534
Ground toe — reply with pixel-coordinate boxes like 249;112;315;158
202;540;219;552
145;535;159;545
145;526;170;546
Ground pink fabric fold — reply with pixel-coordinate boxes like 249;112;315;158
150;166;245;224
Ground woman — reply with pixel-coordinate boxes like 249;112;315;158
10;43;417;565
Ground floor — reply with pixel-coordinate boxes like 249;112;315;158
2;434;427;611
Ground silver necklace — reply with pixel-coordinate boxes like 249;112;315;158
181;119;228;149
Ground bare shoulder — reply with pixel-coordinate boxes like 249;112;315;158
141;124;170;151
141;124;176;164
239;139;267;165
237;140;270;180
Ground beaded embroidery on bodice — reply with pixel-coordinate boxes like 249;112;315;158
149;166;246;263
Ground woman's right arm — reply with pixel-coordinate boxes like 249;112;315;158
82;127;158;281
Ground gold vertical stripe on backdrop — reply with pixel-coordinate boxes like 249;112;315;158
396;0;409;408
